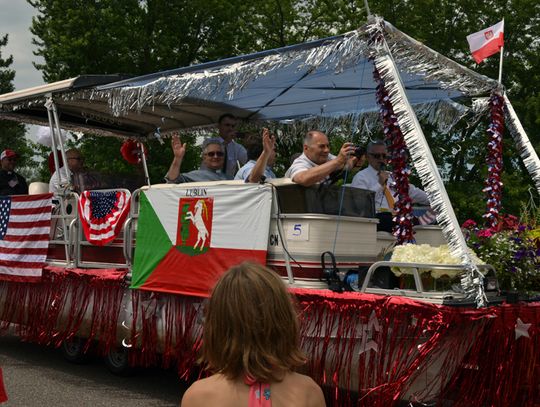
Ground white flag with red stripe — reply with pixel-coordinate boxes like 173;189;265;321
0;193;53;282
466;20;504;64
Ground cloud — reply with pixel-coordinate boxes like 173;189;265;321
0;0;44;90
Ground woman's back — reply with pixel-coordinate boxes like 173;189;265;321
181;372;325;407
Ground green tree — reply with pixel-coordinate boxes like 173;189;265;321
0;34;36;181
24;0;540;221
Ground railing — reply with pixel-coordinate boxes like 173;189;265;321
360;261;498;300
48;188;141;271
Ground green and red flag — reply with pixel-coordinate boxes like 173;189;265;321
130;183;273;296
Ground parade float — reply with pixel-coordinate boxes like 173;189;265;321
0;17;539;406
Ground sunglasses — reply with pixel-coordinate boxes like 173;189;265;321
205;151;224;157
369;153;388;160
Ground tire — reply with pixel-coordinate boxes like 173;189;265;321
61;336;90;364
104;346;133;376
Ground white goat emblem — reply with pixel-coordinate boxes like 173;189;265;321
186;199;209;250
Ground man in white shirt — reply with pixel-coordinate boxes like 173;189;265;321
285;130;362;187
216;113;248;178
351;140;429;212
235;128;276;183
49;149;101;194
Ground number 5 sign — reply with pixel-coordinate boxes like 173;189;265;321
287;223;309;241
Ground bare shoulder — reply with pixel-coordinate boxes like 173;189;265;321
285;373;326;407
180;375;225;407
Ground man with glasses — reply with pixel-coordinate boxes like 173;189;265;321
49;149;101;194
0;149;28;195
165;135;232;183
285;130;362;187
351;140;429;221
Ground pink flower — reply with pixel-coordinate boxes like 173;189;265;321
477;228;494;238
501;214;520;231
462;219;477;229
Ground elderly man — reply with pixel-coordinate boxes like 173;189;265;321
216;113;248;178
235;128;276;183
0;149;28;195
49;149;101;194
165;135;232;183
351;140;429;212
285;130;362;187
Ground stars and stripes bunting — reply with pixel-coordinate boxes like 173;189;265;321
78;190;131;246
0;193;53;281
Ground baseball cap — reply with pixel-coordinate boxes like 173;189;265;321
0;149;17;160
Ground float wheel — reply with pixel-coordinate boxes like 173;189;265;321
104;346;133;376
61;336;90;363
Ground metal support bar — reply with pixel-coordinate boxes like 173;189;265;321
45;97;71;265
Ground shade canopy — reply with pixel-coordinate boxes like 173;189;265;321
0;20;498;139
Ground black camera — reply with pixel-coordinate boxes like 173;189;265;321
353;145;366;159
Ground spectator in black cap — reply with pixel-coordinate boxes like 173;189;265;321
0;149;28;196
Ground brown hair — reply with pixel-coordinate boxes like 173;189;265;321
201;262;306;382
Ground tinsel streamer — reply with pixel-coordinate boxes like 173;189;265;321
2;275;540;405
483;92;504;229
441;304;540;406
504;94;540;195
369;18;487;306
372;66;415;244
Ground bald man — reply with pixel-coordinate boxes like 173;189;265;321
285;130;363;187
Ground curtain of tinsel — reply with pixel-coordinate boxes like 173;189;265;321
1;270;539;406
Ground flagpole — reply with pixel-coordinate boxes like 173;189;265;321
363;0;371;17
498;45;503;83
498;19;504;84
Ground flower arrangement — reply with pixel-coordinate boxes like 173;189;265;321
462;214;540;293
390;243;483;278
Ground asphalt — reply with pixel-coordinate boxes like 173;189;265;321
0;334;188;406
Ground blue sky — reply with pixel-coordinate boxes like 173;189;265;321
0;0;44;90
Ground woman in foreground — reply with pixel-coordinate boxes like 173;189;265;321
181;262;326;407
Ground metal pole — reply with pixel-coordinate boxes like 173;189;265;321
497;18;504;84
363;0;371;17
45;97;71;265
51;103;70;183
138;142;151;186
498;45;504;84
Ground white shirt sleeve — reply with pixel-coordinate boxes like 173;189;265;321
49;167;70;193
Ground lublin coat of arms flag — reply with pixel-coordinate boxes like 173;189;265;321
130;184;273;296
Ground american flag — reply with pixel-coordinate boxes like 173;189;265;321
0;193;53;281
78;190;131;246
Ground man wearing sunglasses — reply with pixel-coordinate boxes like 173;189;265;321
0;149;28;196
49;149;102;194
165;135;232;183
351;140;429;216
285;130;362;187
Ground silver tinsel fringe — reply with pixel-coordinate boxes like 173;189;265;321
371;22;487;307
504;94;540;195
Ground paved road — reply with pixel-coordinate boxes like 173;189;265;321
0;334;188;406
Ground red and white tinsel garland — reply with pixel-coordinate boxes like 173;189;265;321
373;67;415;244
483;92;504;229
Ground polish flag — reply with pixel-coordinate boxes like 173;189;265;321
466;20;504;64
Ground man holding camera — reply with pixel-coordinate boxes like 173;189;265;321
351;140;429;213
285;130;365;187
